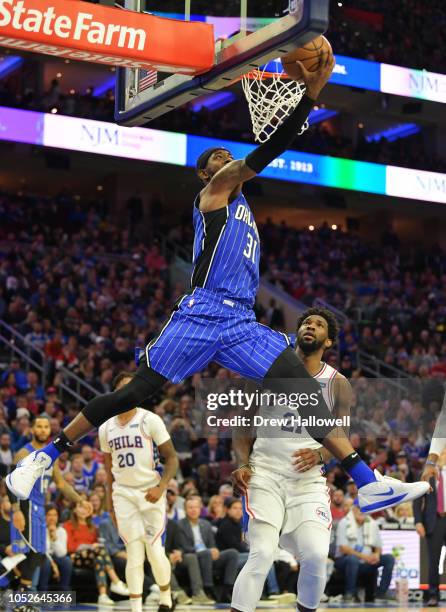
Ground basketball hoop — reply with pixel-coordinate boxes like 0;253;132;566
241;66;308;143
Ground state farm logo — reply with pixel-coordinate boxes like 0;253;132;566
0;0;147;50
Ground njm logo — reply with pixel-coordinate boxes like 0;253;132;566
81;124;120;146
409;72;446;96
416;174;446;195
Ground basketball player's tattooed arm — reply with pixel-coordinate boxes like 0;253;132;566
293;374;353;472
52;459;93;515
199;52;335;213
145;439;179;504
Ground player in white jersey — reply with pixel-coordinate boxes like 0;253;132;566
231;307;352;612
99;371;179;612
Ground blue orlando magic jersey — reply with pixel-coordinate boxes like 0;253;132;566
191;192;260;306
24;442;52;506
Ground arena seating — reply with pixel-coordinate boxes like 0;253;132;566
0;185;439;598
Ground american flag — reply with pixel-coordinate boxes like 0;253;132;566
139;68;158;91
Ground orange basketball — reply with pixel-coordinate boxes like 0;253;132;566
281;35;332;80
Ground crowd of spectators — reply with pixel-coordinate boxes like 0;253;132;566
0;187;445;601
147;0;446;72
328;0;446;73
260;219;446;381
0;77;115;123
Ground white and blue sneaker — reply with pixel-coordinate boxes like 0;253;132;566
357;469;429;514
6;450;53;500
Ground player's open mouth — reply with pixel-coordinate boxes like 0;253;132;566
303;333;315;340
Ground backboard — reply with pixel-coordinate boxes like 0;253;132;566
115;0;329;126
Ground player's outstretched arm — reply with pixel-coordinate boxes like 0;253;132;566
202;51;335;212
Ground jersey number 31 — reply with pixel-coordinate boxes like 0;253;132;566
243;232;258;263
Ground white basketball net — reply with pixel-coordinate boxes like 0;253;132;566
241;66;308;143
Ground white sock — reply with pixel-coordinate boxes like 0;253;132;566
159;588;172;607
130;596;143;612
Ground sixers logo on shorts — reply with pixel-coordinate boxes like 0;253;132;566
316;506;330;522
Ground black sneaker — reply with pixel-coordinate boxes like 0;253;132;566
427;596;439;607
158;596;177;612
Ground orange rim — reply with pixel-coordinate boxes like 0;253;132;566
230;68;291;85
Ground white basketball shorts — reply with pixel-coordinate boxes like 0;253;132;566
112;485;166;545
244;466;332;537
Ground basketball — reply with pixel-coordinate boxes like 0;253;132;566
281;35;332;80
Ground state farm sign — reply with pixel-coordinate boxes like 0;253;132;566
0;1;146;50
0;0;214;73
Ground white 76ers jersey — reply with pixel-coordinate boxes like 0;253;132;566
250;362;338;479
99;408;170;489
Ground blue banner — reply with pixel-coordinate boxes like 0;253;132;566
262;54;381;92
330;54;381;91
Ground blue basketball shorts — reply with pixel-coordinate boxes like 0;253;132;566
11;500;46;554
145;287;291;383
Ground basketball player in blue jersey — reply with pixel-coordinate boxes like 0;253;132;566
9;416;94;610
7;50;428;516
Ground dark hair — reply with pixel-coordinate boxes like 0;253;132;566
45;504;58;516
70;505;95;532
33;414;51;425
224;496;241;509
296;307;340;344
112;371;135;390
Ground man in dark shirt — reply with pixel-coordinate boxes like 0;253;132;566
216;498;282;600
216;499;248;556
164;518;214;606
